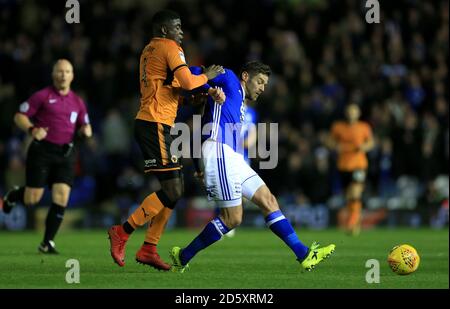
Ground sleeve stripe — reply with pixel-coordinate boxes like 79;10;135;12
172;64;188;73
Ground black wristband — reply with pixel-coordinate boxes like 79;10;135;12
28;126;35;135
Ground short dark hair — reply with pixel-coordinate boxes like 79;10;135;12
239;61;271;79
152;10;180;33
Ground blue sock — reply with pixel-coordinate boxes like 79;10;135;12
180;217;231;265
265;210;309;260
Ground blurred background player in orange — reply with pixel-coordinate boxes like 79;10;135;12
327;103;374;235
107;10;224;270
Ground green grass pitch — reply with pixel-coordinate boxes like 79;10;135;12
0;228;447;289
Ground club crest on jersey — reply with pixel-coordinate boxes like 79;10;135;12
171;155;178;163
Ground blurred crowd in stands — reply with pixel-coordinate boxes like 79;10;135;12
0;0;448;227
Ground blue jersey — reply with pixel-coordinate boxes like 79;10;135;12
190;66;246;152
241;106;258;163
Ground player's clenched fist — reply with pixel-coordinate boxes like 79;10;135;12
208;86;226;104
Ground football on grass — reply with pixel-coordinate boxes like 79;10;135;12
387;244;420;275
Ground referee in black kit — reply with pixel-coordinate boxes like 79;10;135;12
2;59;92;254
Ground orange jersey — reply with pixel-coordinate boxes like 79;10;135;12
331;121;373;171
136;38;207;126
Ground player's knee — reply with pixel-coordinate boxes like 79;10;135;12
172;184;183;201
224;215;242;229
24;192;42;206
158;183;183;210
161;185;183;203
23;197;37;206
53;194;69;206
349;186;362;200
161;178;183;203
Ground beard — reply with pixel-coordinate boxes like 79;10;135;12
246;93;257;101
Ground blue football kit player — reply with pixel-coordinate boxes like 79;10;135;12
241;104;258;164
214;104;257;238
170;61;336;272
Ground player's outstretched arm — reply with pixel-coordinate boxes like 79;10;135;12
174;65;224;91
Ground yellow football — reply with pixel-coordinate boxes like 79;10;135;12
387;244;420;275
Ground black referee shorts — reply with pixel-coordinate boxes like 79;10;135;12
134;119;182;181
26;140;76;188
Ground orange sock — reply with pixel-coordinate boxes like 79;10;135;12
145;207;173;245
128;192;165;228
347;200;362;228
